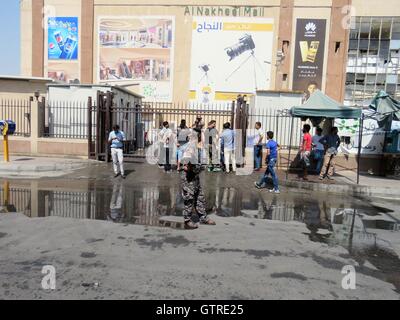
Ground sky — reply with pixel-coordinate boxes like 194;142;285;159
0;0;20;76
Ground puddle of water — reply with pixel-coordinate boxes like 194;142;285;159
1;181;400;292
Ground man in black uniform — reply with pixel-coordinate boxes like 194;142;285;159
180;150;216;229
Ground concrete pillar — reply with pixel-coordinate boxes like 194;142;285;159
32;0;44;77
275;0;294;90
325;0;352;103
81;0;95;84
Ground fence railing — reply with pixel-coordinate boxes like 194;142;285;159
0;99;31;136
44;100;96;139
247;109;307;149
41;98;305;151
140;101;234;127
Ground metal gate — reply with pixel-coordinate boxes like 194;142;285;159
89;92;250;162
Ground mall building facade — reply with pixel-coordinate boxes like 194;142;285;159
20;0;400;105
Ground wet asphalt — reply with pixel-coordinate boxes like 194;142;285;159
0;161;399;299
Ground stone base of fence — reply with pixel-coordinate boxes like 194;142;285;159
0;99;89;159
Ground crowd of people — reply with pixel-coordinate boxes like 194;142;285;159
157;116;238;175
107;119;342;229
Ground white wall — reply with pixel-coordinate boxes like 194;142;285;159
249;91;304;147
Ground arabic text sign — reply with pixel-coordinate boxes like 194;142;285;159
48;17;79;60
335;118;385;155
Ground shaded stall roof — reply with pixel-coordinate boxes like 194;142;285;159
369;90;400;127
291;90;362;119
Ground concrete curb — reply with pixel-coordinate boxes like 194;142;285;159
281;178;400;200
0;161;93;178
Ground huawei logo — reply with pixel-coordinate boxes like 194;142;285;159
305;22;317;32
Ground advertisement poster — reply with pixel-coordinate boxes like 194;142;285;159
189;17;274;103
48;17;79;60
98;17;174;102
292;19;326;102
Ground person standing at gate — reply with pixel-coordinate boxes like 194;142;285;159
108;124;126;179
176;119;189;171
220;122;236;174
159;121;173;173
253;122;264;171
300;124;312;181
312;127;325;175
205;120;221;172
319;127;341;181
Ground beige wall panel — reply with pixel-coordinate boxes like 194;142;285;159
294;0;332;6
0;80;49;99
352;0;400;16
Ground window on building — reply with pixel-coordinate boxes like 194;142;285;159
345;17;400;106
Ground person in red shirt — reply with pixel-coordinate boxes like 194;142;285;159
300;124;312;181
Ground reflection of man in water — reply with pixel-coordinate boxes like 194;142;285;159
303;201;333;243
108;181;124;223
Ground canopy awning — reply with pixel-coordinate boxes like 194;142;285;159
291;90;362;119
369;90;400;128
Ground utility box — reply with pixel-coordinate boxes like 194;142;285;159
0;120;16;135
384;130;400;154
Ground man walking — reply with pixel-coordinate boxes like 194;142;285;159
253;122;264;171
255;131;280;194
319;127;341;180
220;122;236;174
300;124;312;181
312;127;325;175
108;125;126;179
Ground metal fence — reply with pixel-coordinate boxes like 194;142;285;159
139;101;235;145
42;97;305;152
247;108;307;149
45;100;96;139
0;99;31;136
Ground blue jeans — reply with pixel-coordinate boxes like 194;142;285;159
254;145;262;169
314;150;325;174
258;158;279;191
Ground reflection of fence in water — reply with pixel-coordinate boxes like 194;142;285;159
0;187;31;216
47;191;96;220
